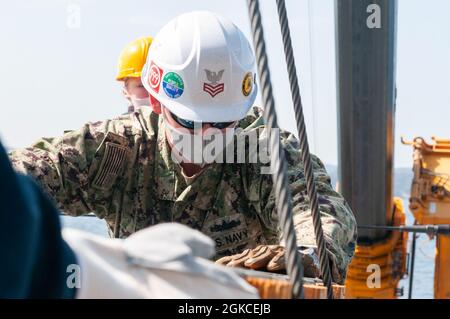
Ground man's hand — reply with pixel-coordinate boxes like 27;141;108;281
215;245;321;278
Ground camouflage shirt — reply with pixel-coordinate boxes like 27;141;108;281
9;106;357;283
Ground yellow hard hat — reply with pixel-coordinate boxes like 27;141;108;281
116;36;153;81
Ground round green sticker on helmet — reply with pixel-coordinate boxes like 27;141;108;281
162;72;184;99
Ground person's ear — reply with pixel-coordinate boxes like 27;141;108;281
122;79;132;101
149;95;162;114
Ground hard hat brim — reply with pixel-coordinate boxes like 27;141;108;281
147;84;258;123
116;71;143;81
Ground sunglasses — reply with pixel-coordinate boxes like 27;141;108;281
170;111;235;130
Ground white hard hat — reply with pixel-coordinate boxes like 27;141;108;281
141;11;258;122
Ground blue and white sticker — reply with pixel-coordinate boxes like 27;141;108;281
162;72;184;99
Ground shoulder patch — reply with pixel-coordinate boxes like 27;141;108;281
91;141;130;190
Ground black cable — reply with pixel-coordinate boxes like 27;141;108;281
408;222;418;299
358;224;450;235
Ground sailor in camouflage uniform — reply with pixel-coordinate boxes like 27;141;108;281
9;11;356;283
115;36;155;114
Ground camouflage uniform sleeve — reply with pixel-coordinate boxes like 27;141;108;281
8;120;124;217
256;131;357;284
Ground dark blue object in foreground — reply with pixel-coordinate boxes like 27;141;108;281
0;142;77;298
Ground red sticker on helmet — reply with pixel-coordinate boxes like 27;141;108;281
148;61;163;93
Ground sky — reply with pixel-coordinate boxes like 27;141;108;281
0;0;449;168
